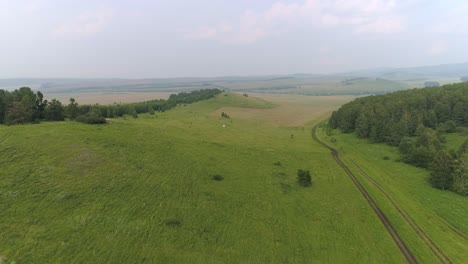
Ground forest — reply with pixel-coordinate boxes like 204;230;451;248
329;82;468;195
0;87;222;125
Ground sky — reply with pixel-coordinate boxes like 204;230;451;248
0;0;467;78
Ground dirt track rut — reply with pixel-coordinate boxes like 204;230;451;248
349;159;452;264
311;125;418;264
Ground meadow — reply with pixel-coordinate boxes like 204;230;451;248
316;126;468;263
0;93;412;263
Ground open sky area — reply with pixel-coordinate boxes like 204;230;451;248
1;0;468;78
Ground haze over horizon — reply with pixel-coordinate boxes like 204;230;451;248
1;0;468;78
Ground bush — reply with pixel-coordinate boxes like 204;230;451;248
75;115;107;124
297;169;312;187
212;175;224;181
383;156;390;160
164;218;182;227
273;161;281;166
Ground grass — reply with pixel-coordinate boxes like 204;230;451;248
317;127;468;263
0;92;435;263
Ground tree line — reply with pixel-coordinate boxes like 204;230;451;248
329;82;468;195
0;87;222;125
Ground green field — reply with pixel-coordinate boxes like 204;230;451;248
0;93;466;263
0;93;403;263
316;126;468;263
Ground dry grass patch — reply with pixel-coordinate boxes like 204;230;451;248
214;94;353;126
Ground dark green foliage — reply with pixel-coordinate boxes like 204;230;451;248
45;99;65;121
273;161;281;166
0;88;222;126
129;107;138;118
164;218;182;227
438;120;457;133
452;154;468;195
383;156;390;160
458;140;468;156
429;151;454;190
79;88;222;118
221;112;230;118
66;98;79;119
331;83;468;195
1;87;40;124
297;169;312;187
398;125;445;168
211;175;224;181
330;82;468;140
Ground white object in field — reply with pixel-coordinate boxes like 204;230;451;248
222;124;226;128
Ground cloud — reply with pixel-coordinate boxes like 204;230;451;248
53;8;114;38
188;0;405;44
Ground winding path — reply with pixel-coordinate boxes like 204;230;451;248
311;125;418;264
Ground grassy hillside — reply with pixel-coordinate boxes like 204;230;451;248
0;93;411;263
317;127;468;263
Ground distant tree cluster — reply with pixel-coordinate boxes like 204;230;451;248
69;88;222;123
0;87;60;125
221;112;230;118
329;82;468;195
0;88;222;125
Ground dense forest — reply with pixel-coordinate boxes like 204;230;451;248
329;82;468;195
0;87;222;125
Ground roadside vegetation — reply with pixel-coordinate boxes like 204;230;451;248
317;126;468;263
329;82;468;195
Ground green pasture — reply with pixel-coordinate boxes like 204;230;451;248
0;93;406;263
317;127;468;263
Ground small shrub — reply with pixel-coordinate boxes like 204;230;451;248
273;161;281;166
164;218;182;227
330;138;337;143
297;169;312;187
383;156;390;160
212;175;224;181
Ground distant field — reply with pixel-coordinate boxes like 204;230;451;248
317;126;468;264
2;74;414;100
216;93;352;126
47;92;173;105
0;93;413;263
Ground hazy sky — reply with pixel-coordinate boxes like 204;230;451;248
1;0;467;78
